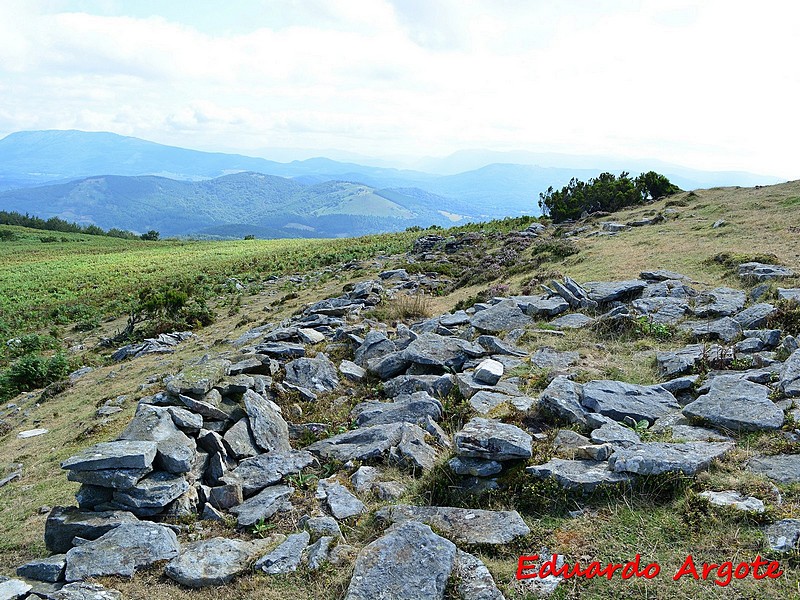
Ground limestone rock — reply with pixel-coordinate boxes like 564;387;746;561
285;353;340;393
474;359;504;385
229;450;315;496
166;358;230;396
470;299;532;333
243;390;291;453
402;332;484;371
61;441;157;472
608;441;734;475
746;454;800;484
780;349;800;397
683;377;783;431
539;376;587;426
351;392;443;427
454;418;532;461
256;531;310;575
229;485;294;528
527;458;632;492
581;380;680;424
45;507;139;554
165;537;276;587
765;519;800;552
119;404;196;474
318;479;366;520
452;549;506;600
698;490;764;513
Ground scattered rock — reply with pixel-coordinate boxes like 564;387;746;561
229;485;294;528
166;358;230;397
765;519;800;552
16;554;66;583
474;359;504;385
779;349;800;397
318;479;366;520
454;418;532;461
539;376;587;426
165;537;277;587
61;441;157;472
698;490;764;513
746;454;800;484
285;353;340;393
243;390;291;453
255;531;310;575
608;441;734;475
527;459;632;492
581;380;680;424
45;507;139;554
470;299;532;333
738;262;794;281
452;549;506;600
229;450;315;496
683;378;783;431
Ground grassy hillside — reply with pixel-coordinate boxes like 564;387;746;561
1;182;799;599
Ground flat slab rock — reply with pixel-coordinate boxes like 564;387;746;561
255;531;310;574
351;391;443;428
470;298;532;333
581;380;680;424
344;521;456;600
229;450;315;496
318;479;366;520
780;349;800;397
765;519;800;552
165;536;279;587
61;440;158;472
746;454;800;484
608;441;734;475
0;578;32;599
45;507;140;554
454;417;532;461
527;458;632;492
698;490;765;513
229;484;294;528
165;358;230;396
452;550;506;600
584;280;646;303
306;422;436;466
42;582;123;600
683;377;783;432
375;504;530;545
64;522;179;581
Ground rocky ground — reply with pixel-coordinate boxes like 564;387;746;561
2;192;800;599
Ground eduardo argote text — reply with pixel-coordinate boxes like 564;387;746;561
517;553;783;587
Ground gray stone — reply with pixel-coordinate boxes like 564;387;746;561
350;465;380;494
305;535;335;570
448;456;503;477
223;418;260;460
61;441;157;472
366;351;411;380
229;485;294;528
352;391;443;427
527;459;632;492
474;359;504;385
513;295;570;318
256;531;310;574
208;484;243;510
402;332;484;371
744;328;782;348
452;549;505;600
254;341;306;359
373;481;407;501
177;393;229;420
285;353;340;393
119;404;196;474
470;299;532;333
454;418;532;461
692;287;746;318
318;479;366;520
387;423;440;471
228;355;267;376
539;376;587;426
738;262;794;281
641;279;696;299
590;420;641;447
476;335;527;356
344;521;456;600
17;554;66;583
339;360;366;382
780;349;800;397
308;422;412;462
0;579;31;600
765;519;800;552
683;378;783;431
550;313;594;329
668;425;733;442
746;454;800;484
456;372;523;399
778;288;800;301
355;331;396;366
609;441;734;475
375;504;530;545
45;582;122;600
64;522;179;581
243;389;291;453
584;280;646;303
230;450;314;496
67;467;151;490
45;507;139;554
602;221;630;232
297;328;325;344
382;374;454;399
698;490;764;513
529;347;579;369
640;269;688;282
734;303;776;329
165;537;274;587
468;390;534;415
166;358;230;396
679;317;742;342
302;515;343;540
581;380;680;424
166;406;203;432
440;310;471;327
112;471;189;514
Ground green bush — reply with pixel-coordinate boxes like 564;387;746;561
539;171;680;222
0;352;70;400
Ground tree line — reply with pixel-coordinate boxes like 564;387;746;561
0;210;159;240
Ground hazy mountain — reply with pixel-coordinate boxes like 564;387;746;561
0;172;475;238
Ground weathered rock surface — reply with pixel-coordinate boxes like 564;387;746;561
733;303;776;329
344;521;456;600
64;522;179;581
45;582;122;600
539;376;587;426
765;519;800;552
680;317;742;342
223;418;260;459
243;390;291;453
584;280;646;303
318;479;366;520
382;374;454;399
698;490;765;513
255;531;310;575
166;358;230;396
45;507;139;554
609;442;734;475
468;390;534;415
474;359;504;385
165;537;277;587
119;405;196;474
454;418;532;461
112;471;189;515
0;578;32;599
375;504;530;545
683;378;783;431
780;349;800;397
746;454;800;484
16;554;66;583
513;295;570;318
452;550;506;600
402;332;483;371
550;313;594;329
285;353;340;393
229;450;315;496
470;299;532;333
529;457;632;492
61;441;157;472
529;347;579;370
448;456;503;477
229;485;294;527
738;262;794;281
692;287;746;318
351;392;443;427
581;380;680;424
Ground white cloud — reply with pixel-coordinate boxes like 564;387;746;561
0;0;797;177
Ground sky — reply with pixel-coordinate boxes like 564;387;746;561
0;0;797;178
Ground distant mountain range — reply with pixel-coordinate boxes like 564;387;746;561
0;130;786;238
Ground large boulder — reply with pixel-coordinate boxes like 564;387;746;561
118;404;196;474
454;418;532;461
581;380;680;424
64;522;179;581
243;390;291;453
539;376;588;426
692;287;746;318
402;333;484;371
284;353;340;393
375;504;530;545
344;521;456;600
61;441;157;473
683;377;783;431
166;358;230;396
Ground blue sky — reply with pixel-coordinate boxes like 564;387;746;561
0;1;797;177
